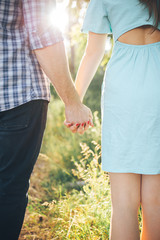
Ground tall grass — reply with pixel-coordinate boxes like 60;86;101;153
40;96;101;200
40;98;142;239
21;97;142;239
42;141;112;240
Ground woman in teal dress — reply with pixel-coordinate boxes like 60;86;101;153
66;0;160;239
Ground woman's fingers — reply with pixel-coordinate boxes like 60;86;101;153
69;123;83;134
84;122;89;131
70;124;79;133
64;120;73;128
64;118;94;134
77;125;86;135
74;122;90;134
67;123;84;134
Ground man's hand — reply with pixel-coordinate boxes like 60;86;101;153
64;103;93;135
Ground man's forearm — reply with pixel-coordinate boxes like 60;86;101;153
34;41;81;106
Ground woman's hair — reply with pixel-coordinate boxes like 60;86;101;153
139;0;160;28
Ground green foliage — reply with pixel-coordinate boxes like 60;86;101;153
41;141;112;239
41;140;143;239
22;99;142;239
41;96;101;166
41;96;102;199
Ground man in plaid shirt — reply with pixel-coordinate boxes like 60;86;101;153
0;0;93;239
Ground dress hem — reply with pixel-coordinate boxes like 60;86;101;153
101;167;160;175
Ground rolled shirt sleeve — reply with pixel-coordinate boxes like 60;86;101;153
22;0;64;50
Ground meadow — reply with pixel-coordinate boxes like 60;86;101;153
20;97;143;240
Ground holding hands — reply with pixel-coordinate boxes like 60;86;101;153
64;102;94;135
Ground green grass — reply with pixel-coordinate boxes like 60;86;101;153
20;98;142;239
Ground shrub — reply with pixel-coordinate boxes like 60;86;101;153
42;141;112;240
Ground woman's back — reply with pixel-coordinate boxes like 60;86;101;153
118;25;160;45
82;0;160;44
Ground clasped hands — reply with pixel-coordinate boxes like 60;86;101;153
64;102;93;135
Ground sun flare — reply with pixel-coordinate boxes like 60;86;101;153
50;3;69;33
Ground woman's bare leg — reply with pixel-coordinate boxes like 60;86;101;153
109;172;141;240
141;174;160;240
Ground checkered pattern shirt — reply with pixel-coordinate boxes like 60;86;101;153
0;0;64;112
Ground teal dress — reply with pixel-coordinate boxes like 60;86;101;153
82;0;160;174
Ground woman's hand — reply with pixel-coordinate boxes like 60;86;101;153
64;102;93;135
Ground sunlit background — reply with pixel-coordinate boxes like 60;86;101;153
50;0;112;51
50;0;69;34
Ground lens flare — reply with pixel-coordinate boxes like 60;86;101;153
50;4;69;33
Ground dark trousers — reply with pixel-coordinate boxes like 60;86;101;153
0;99;49;240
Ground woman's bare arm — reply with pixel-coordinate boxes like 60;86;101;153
75;32;108;101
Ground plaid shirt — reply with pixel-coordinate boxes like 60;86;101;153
0;0;64;112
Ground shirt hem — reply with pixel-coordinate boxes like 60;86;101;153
0;95;50;112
